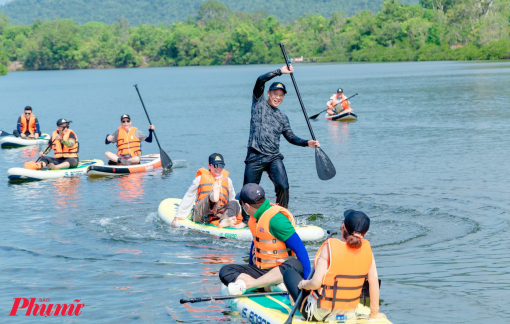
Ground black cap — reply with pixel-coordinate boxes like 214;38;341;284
121;114;131;121
337;88;344;93
344;209;370;235
209;153;225;166
268;82;287;94
235;183;265;205
56;118;71;126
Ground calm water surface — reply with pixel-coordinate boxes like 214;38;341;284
1;61;509;323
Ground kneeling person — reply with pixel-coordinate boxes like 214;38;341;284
39;119;78;170
172;153;244;229
219;183;311;295
105;114;154;165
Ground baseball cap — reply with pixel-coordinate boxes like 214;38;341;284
209;153;225;166
269;82;287;94
235;183;265;205
121;114;131;121
337;88;344;93
56;118;71;126
343;209;370;235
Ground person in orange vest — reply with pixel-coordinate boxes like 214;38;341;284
219;183;311;295
104;114;154;165
172;153;245;229
38;119;78;170
282;209;386;322
14;106;41;138
326;88;352;115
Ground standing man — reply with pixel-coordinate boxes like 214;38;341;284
39;119;78;170
15;106;41;138
244;65;319;212
326;88;352;115
104;114;154;165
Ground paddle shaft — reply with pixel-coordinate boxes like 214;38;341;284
310;93;358;120
133;84;163;151
180;291;288;304
279;44;316;141
283;230;337;324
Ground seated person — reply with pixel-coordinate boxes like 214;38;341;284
219;183;310;295
14;106;41;138
105;114;154;165
282;209;386;322
172;153;245;229
39;119;78;170
326;88;352;115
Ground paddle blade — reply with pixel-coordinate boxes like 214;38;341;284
315;147;336;180
24;162;38;170
160;149;173;170
309;113;321;120
0;130;12;137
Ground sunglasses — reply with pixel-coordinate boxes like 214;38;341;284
25;113;31;115
121;120;131;123
212;164;224;169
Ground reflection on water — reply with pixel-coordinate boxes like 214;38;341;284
52;177;82;210
117;172;146;202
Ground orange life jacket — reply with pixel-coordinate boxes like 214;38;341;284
248;205;296;269
312;238;373;311
20;114;37;134
196;166;229;204
117;126;141;157
52;129;79;158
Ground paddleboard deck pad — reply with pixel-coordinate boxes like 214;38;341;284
158;198;325;241
87;154;161;176
7;159;104;181
0;133;50;148
325;112;357;122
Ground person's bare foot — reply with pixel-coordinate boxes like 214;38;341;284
47;163;55;170
211;182;221;202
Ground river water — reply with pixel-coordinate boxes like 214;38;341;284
1;61;509;323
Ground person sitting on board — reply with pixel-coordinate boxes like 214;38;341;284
326;88;352;115
38;119;79;170
14;106;41;139
282;209;386;322
219;183;311;295
104;114;154;165
172;153;245;229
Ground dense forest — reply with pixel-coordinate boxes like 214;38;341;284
0;0;419;25
0;0;509;76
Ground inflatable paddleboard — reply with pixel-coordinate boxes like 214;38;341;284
158;198;325;241
87;154;161;176
0;133;50;148
325;112;357;122
7;159;104;181
220;285;392;324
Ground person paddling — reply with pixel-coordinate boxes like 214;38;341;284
14;106;41;139
243;65;319;214
282;209;386;322
220;183;310;295
104;114;154;165
326;88;352;115
38;119;78;170
172;153;245;229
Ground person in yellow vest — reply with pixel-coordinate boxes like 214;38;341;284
38;119;78;170
172;153;245;229
104;114;154;165
219;183;311;295
14;106;41;138
282;209;386;321
326;88;352;115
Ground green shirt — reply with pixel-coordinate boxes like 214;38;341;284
252;199;296;242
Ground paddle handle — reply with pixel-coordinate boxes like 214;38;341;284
133;84;163;150
180;291;288;304
280;44;316;141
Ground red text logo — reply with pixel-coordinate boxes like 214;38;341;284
8;298;84;317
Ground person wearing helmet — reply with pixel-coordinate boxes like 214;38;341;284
104;114;154;165
326;88;352;115
38;119;78;170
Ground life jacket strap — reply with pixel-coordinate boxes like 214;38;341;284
255;247;291;255
255;255;296;263
255;237;278;243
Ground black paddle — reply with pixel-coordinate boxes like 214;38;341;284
133;84;173;170
284;230;337;324
0;130;13;137
279;43;336;181
180;291;288;304
309;93;358;120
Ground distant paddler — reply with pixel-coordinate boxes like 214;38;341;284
326;88;352;115
38;119;78;170
243;64;319;213
104;114;154;165
14;106;41;139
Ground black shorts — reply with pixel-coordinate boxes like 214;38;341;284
41;156;79;168
219;258;303;286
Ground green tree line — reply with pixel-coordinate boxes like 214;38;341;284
1;0;509;76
